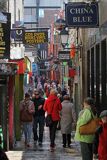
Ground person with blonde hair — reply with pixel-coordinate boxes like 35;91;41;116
44;89;62;152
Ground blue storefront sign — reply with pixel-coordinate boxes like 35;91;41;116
65;2;99;27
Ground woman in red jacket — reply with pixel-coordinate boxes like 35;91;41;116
44;89;62;152
93;110;107;160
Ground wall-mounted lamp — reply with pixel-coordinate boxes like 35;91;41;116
60;28;82;50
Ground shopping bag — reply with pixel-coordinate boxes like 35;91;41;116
79;118;100;135
45;114;53;127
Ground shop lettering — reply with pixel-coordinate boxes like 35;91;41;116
25;32;46;44
73;16;92;23
0;23;5;54
69;7;94;23
70;8;94;14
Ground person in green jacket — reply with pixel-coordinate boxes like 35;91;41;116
74;97;97;160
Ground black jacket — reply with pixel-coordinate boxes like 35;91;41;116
32;97;45;117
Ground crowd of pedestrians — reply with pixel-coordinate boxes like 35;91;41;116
19;76;75;152
11;76;107;160
1;75;107;160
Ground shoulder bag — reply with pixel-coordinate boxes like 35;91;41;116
79;110;100;135
45;100;56;127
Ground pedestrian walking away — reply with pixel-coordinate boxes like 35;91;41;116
60;94;76;148
32;90;45;147
43;89;62;152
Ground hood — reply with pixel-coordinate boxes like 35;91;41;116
47;95;57;102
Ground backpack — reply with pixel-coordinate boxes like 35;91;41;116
20;101;33;122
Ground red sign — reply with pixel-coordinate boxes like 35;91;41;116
69;68;76;77
9;59;26;74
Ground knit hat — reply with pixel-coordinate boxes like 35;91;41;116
100;110;107;118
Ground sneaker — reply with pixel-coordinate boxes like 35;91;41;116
50;147;54;152
63;144;66;148
68;144;72;148
38;142;42;147
34;141;37;147
26;143;31;148
24;141;27;146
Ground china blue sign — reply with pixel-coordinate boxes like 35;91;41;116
65;2;99;27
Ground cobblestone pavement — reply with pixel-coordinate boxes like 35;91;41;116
6;127;82;160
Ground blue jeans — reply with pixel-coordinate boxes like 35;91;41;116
33;116;45;143
23;122;32;144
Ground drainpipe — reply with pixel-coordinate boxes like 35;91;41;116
7;0;9;12
14;0;16;23
36;0;39;28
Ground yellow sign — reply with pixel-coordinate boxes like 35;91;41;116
0;12;11;59
0;23;5;56
24;31;48;45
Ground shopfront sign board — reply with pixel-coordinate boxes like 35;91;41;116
23;31;48;45
65;2;99;27
58;51;70;61
0;12;11;59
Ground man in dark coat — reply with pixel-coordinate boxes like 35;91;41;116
32;90;45;147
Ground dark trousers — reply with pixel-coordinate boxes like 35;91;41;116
33;116;45;142
62;134;71;147
80;142;93;160
49;121;58;147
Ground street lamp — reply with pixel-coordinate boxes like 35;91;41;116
60;28;69;49
60;27;82;50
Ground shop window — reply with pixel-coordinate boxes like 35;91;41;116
90;47;94;98
101;39;107;110
87;50;90;96
95;44;100;112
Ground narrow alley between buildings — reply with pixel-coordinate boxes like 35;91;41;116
6;127;81;160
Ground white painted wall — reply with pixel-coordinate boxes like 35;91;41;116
8;0;24;27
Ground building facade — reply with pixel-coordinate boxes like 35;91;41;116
81;0;107;114
8;0;24;25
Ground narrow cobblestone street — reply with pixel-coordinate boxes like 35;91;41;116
6;127;82;160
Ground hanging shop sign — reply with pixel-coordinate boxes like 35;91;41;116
65;2;99;27
23;31;48;45
0;12;11;59
11;21;24;42
69;68;76;77
58;51;70;61
11;28;24;42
